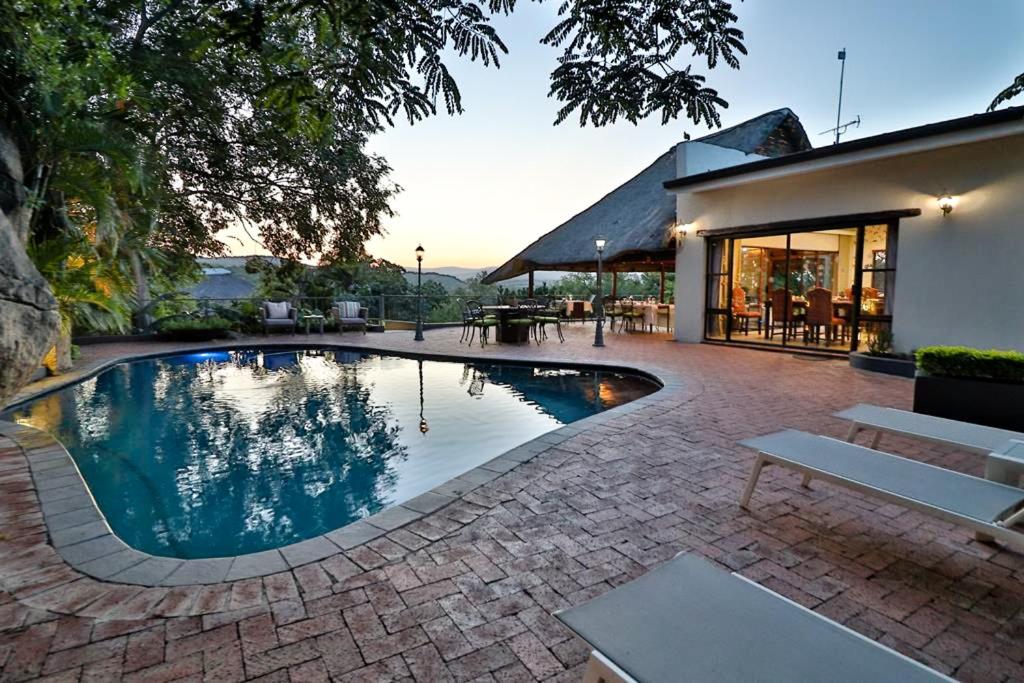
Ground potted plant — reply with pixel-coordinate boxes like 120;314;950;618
849;329;915;378
913;346;1024;430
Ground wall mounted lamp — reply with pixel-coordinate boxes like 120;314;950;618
676;223;693;247
937;194;957;216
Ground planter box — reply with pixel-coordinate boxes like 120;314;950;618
850;352;915;378
914;374;1024;431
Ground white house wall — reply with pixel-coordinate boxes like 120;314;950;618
672;135;1024;353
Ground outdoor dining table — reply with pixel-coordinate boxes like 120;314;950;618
561;299;593;322
632;302;675;332
482;305;542;343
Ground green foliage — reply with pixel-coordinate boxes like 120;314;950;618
545;0;745;127
27;235;131;335
70;345;81;361
158;316;232;332
990;73;1024;111
916;346;1024;384
866;329;894;357
4;0;744;269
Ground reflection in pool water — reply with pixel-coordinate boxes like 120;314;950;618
3;349;658;558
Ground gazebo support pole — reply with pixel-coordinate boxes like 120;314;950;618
611;271;618;298
659;269;666;303
527;270;534;298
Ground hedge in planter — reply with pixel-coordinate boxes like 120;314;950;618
914;346;1024;431
157;316;233;342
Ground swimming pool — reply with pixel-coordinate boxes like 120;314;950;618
3;348;658;559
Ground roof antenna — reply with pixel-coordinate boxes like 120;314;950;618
820;48;861;143
820;114;861;141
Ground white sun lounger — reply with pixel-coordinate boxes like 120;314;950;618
740;430;1024;552
835;403;1023;461
555;553;950;682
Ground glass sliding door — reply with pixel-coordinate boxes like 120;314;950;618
702;220;898;354
705;239;730;340
852;222;898;351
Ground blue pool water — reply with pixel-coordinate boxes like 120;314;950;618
3;348;658;558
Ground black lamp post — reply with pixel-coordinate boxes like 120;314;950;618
414;244;425;341
593;236;606;348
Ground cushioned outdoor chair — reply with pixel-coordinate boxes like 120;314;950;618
506;299;539;344
260;301;298;335
330;300;368;334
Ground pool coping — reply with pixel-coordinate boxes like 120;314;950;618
0;341;685;587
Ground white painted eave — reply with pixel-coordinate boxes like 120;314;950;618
668;119;1024;194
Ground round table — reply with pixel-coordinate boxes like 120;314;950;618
482;306;542;343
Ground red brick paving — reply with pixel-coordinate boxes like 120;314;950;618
2;326;1024;681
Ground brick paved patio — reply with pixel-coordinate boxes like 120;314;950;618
2;326;1023;681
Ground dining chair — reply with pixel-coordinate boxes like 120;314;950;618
507;298;539;344
731;286;762;335
768;288;799;341
464;300;497;347
603;296;621;333
804;288;847;345
618;300;644;333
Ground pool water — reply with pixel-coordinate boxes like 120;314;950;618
3;349;657;558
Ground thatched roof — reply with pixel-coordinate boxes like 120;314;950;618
483;109;811;283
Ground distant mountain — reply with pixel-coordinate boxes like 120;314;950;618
198;255;280;268
402;271;465;292
399;266;570;288
400;265;490;281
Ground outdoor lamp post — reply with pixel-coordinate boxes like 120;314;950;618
593;236;606;348
414;244;425;341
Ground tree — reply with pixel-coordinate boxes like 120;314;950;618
990;73;1024;111
1;0;747;402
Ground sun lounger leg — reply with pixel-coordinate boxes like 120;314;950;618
801;473;812;488
582;650;634;683
740;454;768;510
869;431;883;449
845;422;861;442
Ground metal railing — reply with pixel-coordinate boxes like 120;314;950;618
160;294;614;326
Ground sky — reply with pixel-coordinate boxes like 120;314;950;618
222;0;1024;269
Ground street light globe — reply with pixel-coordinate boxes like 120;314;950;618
415;244;425;262
595;236;607;252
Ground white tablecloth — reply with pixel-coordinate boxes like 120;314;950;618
634;303;675;329
562;300;593;315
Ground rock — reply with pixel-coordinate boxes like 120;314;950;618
0;135;59;407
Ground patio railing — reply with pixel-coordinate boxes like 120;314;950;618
154;294;611;327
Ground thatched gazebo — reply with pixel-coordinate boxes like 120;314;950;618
483;109;812;298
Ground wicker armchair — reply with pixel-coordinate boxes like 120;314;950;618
260;301;298;335
330;301;369;334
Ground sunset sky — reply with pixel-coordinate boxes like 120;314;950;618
222;0;1024;269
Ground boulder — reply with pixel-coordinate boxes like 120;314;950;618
0;135;59;408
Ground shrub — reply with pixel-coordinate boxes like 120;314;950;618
915;346;1024;383
866;329;894;357
159;316;232;332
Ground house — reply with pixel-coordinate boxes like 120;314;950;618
667;106;1024;354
